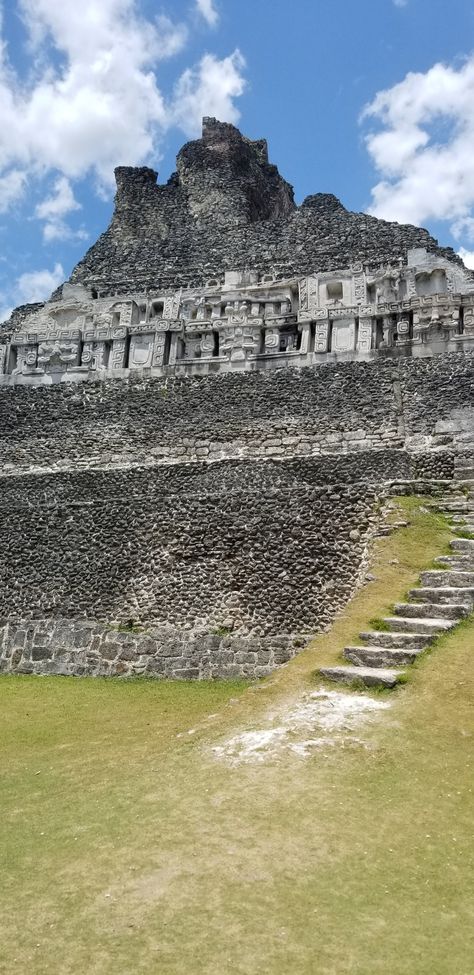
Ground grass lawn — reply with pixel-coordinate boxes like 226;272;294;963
1;498;473;974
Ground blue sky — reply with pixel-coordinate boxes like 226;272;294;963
1;0;474;318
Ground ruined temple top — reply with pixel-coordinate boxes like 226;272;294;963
2;118;474;386
65;117;461;296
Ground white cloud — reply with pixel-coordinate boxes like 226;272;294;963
35;177;80;221
0;1;246;199
0;169;27;212
196;0;219;27
363;57;474;231
393;0;408;7
0;261;65;321
0;301;13;323
458;247;474;270
35;176;88;241
0;1;246;310
451;215;474;243
172;50;246;137
16;262;64;303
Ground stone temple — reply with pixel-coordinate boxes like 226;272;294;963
0;118;473;678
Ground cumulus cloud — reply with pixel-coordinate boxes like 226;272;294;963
363;56;474;239
172;51;246;137
0;0;246;199
0;259;64;321
0;0;246;313
35;176;87;241
0;170;27;212
195;0;219;27
458;247;474;270
16;262;65;303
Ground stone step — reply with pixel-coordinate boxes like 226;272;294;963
359;630;430;649
382;616;456;635
420;570;474;587
435;502;474;513
451;538;474;552
410;586;474;605
393;600;470;620
435;556;474;570
343;645;424;667
319;665;405;689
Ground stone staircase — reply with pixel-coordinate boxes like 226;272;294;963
319;462;474;689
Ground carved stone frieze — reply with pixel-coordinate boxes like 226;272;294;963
2;249;474;383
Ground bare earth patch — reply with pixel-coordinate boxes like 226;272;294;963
211;689;391;763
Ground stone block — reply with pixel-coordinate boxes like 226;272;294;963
31;647;53;660
100;642;120;660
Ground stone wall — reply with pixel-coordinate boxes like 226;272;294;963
0;619;303;680
0;353;471;475
0;463;378;635
0;350;471;679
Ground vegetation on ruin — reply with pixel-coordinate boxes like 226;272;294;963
1;497;473;975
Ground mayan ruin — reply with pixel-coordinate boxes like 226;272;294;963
0;118;472;684
2;118;474;386
2;1;474;970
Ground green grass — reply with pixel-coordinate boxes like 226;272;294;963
1;497;473;975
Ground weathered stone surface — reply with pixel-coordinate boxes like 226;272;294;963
0;119;472;680
358;631;432;649
66;120;464;294
319;665;405;689
393;601;470;619
0;464;377;636
0;353;471;476
381;616;456;635
0;619;303;679
343;645;423;667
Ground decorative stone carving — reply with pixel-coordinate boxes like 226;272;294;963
332;320;356;353
37;338;80;370
3;245;474;384
163;294;181;320
405;269;418;300
81;341;108;370
314;315;329;353
264;327;280;353
152;331;167;368
298;276;318;319
129;334;153;369
357;318;373;353
353;272;366;306
463;301;474;334
219;323;261;361
12;345;36;374
111;337;127;369
368;269;400;306
200;332;216;357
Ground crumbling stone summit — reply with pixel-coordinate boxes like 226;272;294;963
1;118;474;388
69;116;462;294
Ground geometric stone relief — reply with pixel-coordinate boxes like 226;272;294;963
357;317;373;353
332;320;356;353
314;315;329;353
1;248;474;384
129;334;154;369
